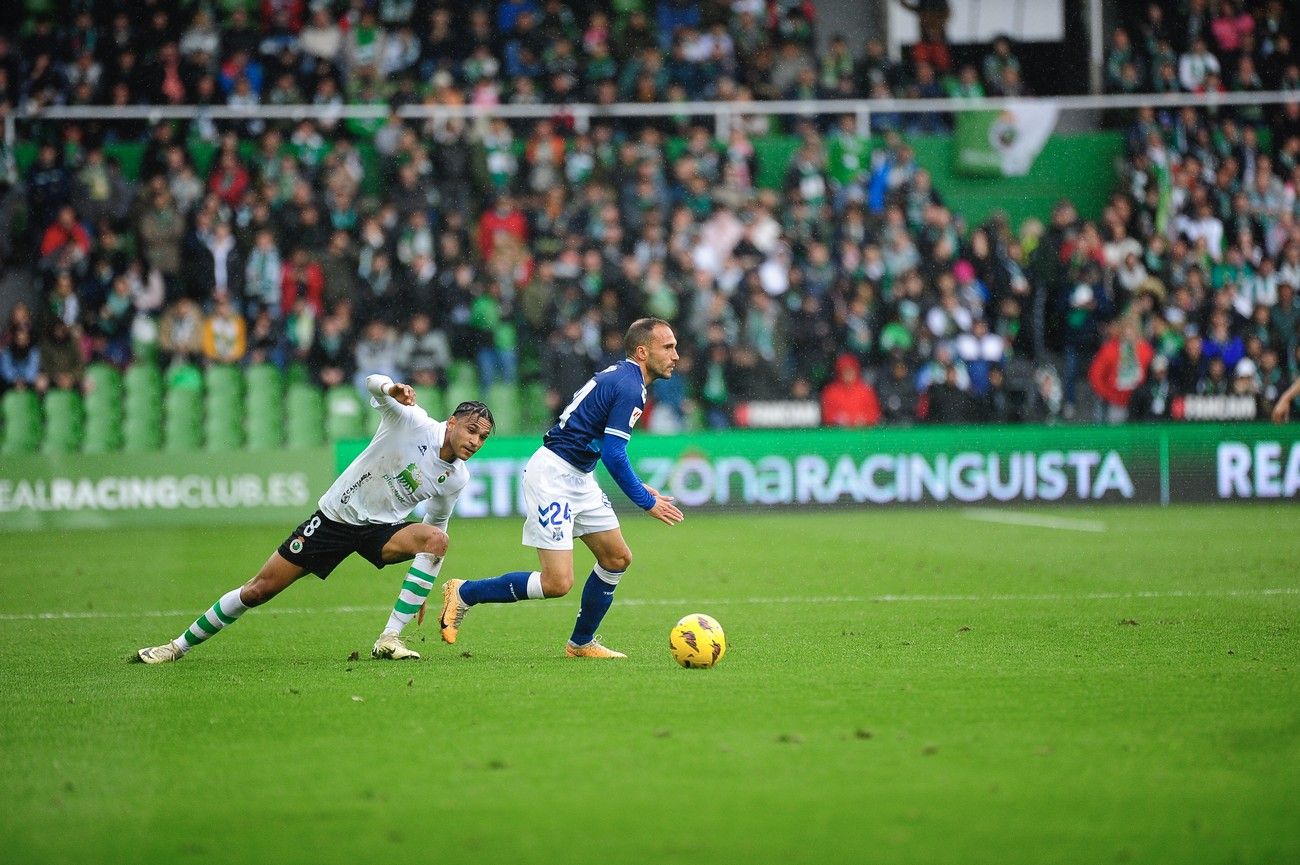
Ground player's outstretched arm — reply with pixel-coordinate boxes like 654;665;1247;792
1272;379;1300;423
365;374;428;427
599;435;683;525
367;374;416;406
643;484;684;526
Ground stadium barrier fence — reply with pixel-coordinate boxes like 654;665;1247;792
356;422;1293;517
3;426;1297;532
0;446;335;531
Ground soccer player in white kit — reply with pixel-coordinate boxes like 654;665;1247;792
131;374;494;664
436;318;685;658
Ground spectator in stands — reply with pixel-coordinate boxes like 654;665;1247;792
477;193;529;262
877;355;919;424
244;228;283;319
1179;36;1221;91
202;292;247;367
352;319;401;394
820;353;881;427
281;247;324;318
1089;316;1155;423
39;320;84;392
136;185;185;294
305;311;352;389
94;274;135;367
901;0;952;74
1105;28;1140;94
542;318;594;413
925;362;980;423
982;35;1022;96
26;141;71;232
159;298;204;368
39;205;92;277
1130;354;1174;420
397;312;451;389
0;327;41;393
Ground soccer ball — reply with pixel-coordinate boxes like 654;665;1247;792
668;614;727;668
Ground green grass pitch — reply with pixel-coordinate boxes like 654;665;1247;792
1;504;1297;865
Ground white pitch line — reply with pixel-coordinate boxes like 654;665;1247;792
1;589;1297;622
963;508;1108;533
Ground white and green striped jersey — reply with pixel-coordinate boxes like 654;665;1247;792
318;375;468;526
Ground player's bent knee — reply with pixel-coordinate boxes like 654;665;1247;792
241;578;276;607
602;549;632;572
540;569;573;597
424;527;449;557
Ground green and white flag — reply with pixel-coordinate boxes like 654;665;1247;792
954;101;1060;177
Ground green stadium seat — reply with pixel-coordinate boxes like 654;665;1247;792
123;394;161;426
84;363;123;399
165;388;204;425
205;388;244;424
246;415;285;451
285;363;311;388
448;361;477;392
287;418;325;448
164;427;204;452
245;389;283;426
413;386;445;420
167;363;204;392
84;387;124;419
286;384;324;447
82;414;124;454
205;364;244;398
122;416;163;452
2;390;42;455
325;386;365;441
124;364;163;399
131;337;159;367
521;381;550;431
204;421;244;451
486;383;521;436
244;364;282;398
42;390;85;454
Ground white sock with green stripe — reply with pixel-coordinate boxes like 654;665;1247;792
174;588;249;653
383;553;443;636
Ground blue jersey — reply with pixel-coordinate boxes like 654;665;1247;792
543;360;656;509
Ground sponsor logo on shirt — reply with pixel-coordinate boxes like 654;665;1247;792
382;457;423;499
394;463;423;495
338;472;373;505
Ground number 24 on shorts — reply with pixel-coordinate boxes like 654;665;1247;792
538;501;572;527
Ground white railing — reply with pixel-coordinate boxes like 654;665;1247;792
10;89;1298;142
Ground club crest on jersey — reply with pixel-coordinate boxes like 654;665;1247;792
629;407;642;428
289;537;304;554
437;474;447;484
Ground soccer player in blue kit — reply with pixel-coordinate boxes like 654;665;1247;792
436;317;685;658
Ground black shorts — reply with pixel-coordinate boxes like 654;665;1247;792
277;509;408;579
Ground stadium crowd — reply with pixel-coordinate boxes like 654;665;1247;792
0;0;1298;434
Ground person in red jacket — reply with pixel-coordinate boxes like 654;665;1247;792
821;353;882;427
476;193;528;262
1088;317;1153;423
207;150;250;208
281;246;324;316
39;205;91;268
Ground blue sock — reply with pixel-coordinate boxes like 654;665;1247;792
459;571;535;605
569;566;623;646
